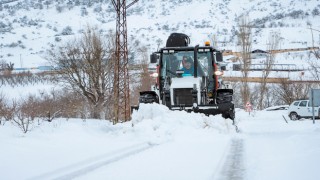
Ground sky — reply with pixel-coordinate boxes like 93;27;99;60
1;104;320;180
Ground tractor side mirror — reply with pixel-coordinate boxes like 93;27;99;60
150;53;158;63
215;51;223;62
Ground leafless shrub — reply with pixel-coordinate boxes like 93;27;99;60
11;97;37;133
0;93;8;125
273;78;312;105
0;71;57;87
0;93;17;126
56;90;88;119
0;60;14;71
35;89;89;121
36;89;61;122
1;104;15;124
9;90;90;133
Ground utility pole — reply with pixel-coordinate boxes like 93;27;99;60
111;0;139;124
20;54;23;68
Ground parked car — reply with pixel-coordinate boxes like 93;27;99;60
265;105;289;111
288;100;320;120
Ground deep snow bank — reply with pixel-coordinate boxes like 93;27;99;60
131;103;237;141
0;102;236;180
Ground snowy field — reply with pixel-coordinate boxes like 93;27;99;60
1;104;320;180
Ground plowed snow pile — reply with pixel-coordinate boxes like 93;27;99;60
1;104;320;180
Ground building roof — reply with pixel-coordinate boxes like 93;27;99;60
251;49;268;53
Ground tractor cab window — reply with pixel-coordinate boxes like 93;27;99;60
160;50;213;78
197;51;213;77
161;51;194;78
198;51;214;91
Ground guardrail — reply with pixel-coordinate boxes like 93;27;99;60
223;47;320;56
222;76;320;83
233;64;307;71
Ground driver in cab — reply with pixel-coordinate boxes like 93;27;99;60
181;56;194;75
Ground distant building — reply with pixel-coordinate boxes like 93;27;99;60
251;49;268;59
38;66;54;71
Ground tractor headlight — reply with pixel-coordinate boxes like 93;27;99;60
151;73;158;77
214;71;224;76
193;103;198;108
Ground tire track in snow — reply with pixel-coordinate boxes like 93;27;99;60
29;142;157;180
214;138;245;180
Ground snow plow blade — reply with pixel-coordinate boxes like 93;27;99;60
131;91;159;113
170;102;235;120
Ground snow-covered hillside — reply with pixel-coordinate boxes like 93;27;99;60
0;0;319;68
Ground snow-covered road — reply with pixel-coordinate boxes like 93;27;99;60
239;111;320;180
1;104;320;180
74;132;232;180
30;142;156;180
215;138;245;180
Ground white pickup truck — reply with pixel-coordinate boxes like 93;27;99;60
288;100;320;120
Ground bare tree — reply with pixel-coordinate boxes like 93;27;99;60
237;16;252;106
273;78;312;105
129;45;153;106
257;32;281;109
48;27;115;119
209;34;219;49
156;38;163;51
308;26;320;80
309;26;320;60
308;60;320;81
229;81;242;108
137;47;153;92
